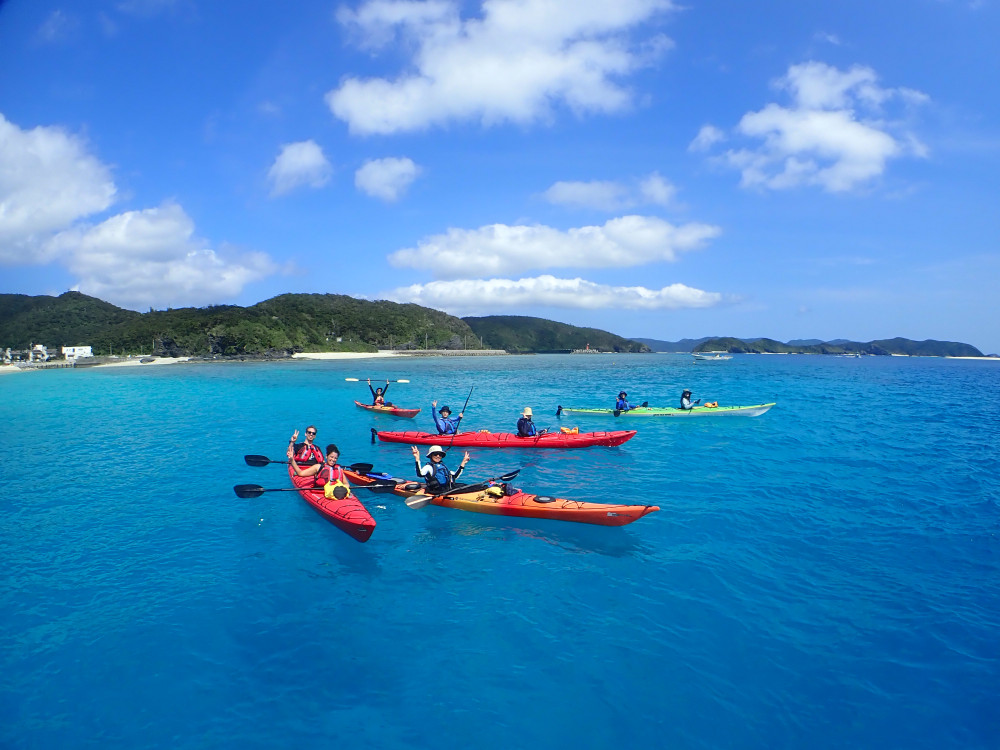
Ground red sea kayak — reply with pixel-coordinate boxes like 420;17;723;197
354;400;421;418
344;470;658;527
288;464;376;542
372;429;636;448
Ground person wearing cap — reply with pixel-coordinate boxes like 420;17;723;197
516;407;546;437
680;389;701;410
411;444;470;493
615;391;643;412
431;399;464;435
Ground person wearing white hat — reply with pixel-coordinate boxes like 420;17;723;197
411;444;470;493
516;406;546;437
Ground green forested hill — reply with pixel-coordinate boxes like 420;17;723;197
463;315;650;353
693;336;983;357
0;292;480;355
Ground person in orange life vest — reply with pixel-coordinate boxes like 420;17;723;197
368;378;390;406
288;442;347;489
288;426;324;464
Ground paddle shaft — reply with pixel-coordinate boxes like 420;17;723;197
445;386;475;453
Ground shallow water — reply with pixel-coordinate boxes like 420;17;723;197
2;354;998;749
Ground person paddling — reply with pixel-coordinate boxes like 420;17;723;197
680;389;701;410
288;442;351;498
411;444;470;493
431;400;463;435
516;407;546;437
288;426;323;463
367;378;390;406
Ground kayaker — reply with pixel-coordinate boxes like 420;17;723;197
431;400;463;434
680;389;701;410
516;407;546;437
411;444;470;493
615;391;646;412
288;442;350;497
288;426;324;463
367;378;390;406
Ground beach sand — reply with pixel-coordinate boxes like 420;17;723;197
0;351;398;375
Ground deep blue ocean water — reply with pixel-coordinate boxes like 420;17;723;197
2;353;998;749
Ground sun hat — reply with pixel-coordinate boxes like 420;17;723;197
682;389;692;395
439;405;451;414
522;407;532;417
426;445;446;457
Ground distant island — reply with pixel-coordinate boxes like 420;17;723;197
636;336;985;358
0;291;986;359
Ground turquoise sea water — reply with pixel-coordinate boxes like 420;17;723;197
2;353;998;749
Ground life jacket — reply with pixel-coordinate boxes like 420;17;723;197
374;393;385;406
294;442;324;463
615;398;629;411
517;417;537;437
317;464;351;499
423;462;453;492
704;401;718;408
560;426;579;434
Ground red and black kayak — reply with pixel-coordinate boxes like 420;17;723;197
344;469;658;527
354;400;421;418
288;464;376;542
372;429;636;448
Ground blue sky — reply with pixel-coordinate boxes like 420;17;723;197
1;0;998;353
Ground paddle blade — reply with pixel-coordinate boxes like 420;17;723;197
345;377;360;381
498;469;521;482
234;484;265;498
404;494;433;509
348;462;374;474
244;454;271;467
396;379;410;383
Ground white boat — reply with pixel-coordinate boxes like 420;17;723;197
693;352;732;361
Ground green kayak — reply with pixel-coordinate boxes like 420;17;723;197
556;403;775;418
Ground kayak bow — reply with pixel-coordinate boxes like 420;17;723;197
288;464;376;542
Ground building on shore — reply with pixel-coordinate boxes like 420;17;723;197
62;345;94;361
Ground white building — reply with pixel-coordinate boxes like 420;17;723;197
62;345;93;360
30;344;50;362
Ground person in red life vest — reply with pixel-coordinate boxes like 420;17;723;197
288;426;324;464
288;442;350;496
367;378;390;406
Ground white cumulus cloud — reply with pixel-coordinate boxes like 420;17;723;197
388;215;720;279
386;275;723;314
706;61;928;192
267;140;332;196
688;124;725;152
355;157;421;201
46;203;276;309
0;113;117;262
327;0;677;135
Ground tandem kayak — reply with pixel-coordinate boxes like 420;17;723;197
354;400;421;418
557;403;775;417
288;464;376;542
372;429;636;448
344;469;659;527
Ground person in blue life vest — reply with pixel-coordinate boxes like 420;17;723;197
411;444;470;493
516;406;546;437
288;442;349;496
680;389;701;410
367;378;390;406
615;391;647;412
288;426;324;463
431;400;463;434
